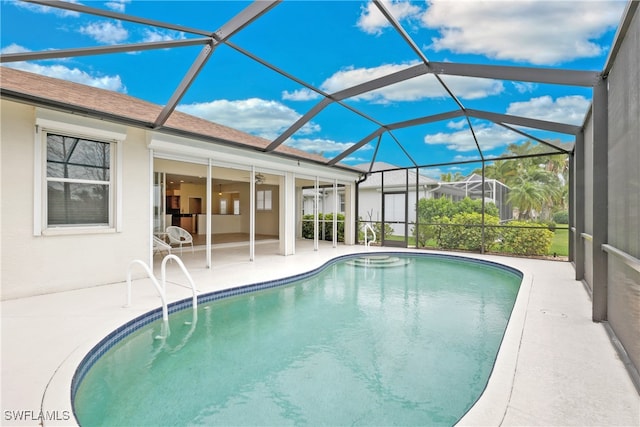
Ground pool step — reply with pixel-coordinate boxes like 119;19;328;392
346;255;410;268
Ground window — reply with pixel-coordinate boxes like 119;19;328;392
34;109;125;235
46;133;113;227
256;189;272;211
220;198;227;215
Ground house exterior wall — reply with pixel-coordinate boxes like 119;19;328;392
358;188;383;223
358;187;425;224
604;7;640;379
1;100;149;299
1;99;360;299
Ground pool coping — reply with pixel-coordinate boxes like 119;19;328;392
70;251;525;425
47;251;523;426
20;246;639;426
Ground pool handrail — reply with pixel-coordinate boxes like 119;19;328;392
364;223;376;249
160;254;199;316
125;255;199;325
126;259;168;322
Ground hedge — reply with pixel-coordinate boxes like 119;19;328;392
302;213;345;242
499;221;554;256
437;212;500;251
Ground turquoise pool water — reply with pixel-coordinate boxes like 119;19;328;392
73;253;521;426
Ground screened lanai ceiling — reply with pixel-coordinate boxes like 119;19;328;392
0;0;630;177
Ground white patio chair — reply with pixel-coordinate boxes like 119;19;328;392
153;235;172;257
166;226;194;256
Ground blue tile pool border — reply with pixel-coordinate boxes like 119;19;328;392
70;251;523;421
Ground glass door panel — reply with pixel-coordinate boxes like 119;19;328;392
383;192;407;247
153;171;166;234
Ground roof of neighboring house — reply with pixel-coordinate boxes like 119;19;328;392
353;162;400;173
0;67;356;171
354;162;439;189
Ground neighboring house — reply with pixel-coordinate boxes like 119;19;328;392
354;163;512;227
436;173;512;221
0;67;359;299
354;162;439;224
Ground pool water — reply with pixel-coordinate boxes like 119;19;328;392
74;254;521;426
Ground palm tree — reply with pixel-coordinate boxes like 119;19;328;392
507;175;545;219
484;159;519;186
440;171;464;182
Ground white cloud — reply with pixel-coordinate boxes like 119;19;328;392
286;138;358;155
79;21;128;44
422;95;590;152
422;0;625;65
12;0;80;17
282;88;320;101
357;0;421;35
177;98;320;140
319;62;503;102
512;82;537;94
446;119;466;130
142;28;186;43
424;123;519;152
2;58;126;93
105;1;130;13
1;43;30;55
452;155;481;163
506;95;590;125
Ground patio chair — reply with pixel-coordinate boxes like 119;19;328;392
166;226;194;256
153;235;172;257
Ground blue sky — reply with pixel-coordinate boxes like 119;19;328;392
1;0;627;177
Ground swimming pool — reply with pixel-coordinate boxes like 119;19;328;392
72;253;522;426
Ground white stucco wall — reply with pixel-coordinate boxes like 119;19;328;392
1;100;149;299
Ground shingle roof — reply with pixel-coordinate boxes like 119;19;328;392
0;66;347;168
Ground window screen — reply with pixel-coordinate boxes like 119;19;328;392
46;134;111;226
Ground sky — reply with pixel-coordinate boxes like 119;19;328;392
0;0;628;177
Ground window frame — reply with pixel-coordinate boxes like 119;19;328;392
34;111;125;236
256;189;272;211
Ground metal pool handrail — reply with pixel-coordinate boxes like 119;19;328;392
125;255;199;323
126;259;168;321
160;254;199;314
364;223;376;249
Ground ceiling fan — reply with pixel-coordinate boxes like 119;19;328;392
241;172;266;184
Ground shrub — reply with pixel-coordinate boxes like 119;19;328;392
412;222;437;248
373;221;394;241
500;221;554;256
301;214;314;239
414;197;500;249
324;213;345;242
552;210;569;224
416;196;499;223
302;213;345;242
438;212;500;251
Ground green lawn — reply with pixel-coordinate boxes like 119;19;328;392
549;227;569;256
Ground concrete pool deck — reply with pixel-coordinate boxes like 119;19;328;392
1;241;639;426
